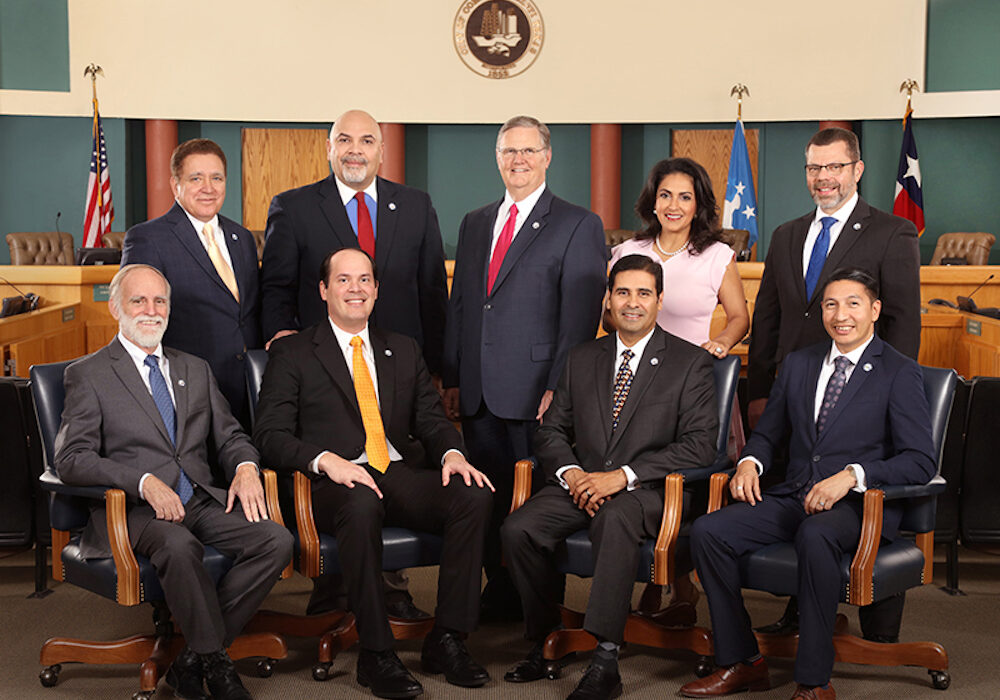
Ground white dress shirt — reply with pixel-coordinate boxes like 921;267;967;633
489;181;546;258
801;192;859;276
179;207;235;270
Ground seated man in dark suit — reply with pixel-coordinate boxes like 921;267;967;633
54;264;294;700
681;268;936;700
253;248;494;699
501;254;719;700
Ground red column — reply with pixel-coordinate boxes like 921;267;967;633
818;120;854;132
145;120;178;219
379;123;406;184
590;124;622;230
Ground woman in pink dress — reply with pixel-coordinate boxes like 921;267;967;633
610;157;750;616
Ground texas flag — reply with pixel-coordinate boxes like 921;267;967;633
722;119;758;248
892;106;924;236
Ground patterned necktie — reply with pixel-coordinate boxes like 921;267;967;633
144;354;194;504
349;336;390;473
487;203;518;294
202;223;239;301
355;192;376;258
611;348;634;432
804;216;837;300
817;355;852;434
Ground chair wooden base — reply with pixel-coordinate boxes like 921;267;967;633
309;612;436;681
39;630;286;698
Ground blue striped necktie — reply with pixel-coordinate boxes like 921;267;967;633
144;354;194;504
804;216;837;299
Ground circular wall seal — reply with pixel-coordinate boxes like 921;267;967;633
454;0;544;79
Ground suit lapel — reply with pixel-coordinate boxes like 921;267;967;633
820;198;870;288
318;175;362;250
166;204;239;305
218;217;248;305
489;189;551;295
312;322;360;414
166;349;189;447
108;339;174;448
477;200;504;293
789;213;811;307
370;329;395;426
816;338;882;442
374;178;397;275
608;329;665;453
593;337;615;448
804;347;825;441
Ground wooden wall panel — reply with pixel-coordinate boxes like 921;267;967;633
671;129;759;225
241;128;330;231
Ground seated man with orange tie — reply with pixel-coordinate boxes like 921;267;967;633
253;248;495;699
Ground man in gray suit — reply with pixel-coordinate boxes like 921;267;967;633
501;255;718;700
54;264;294;700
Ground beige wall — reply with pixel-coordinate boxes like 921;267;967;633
1;0;998;121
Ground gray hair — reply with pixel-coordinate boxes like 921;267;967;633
496;115;551;150
109;264;171;314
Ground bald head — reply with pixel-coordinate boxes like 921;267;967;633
328;110;383;191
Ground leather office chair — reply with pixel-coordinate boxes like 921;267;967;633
509;354;742;678
6;232;75;265
720;229;751;260
703;365;957;690
930;232;995;266
250;230;266;263
604;228;635;249
244;349;440;681
30;360;287;699
100;231;126;250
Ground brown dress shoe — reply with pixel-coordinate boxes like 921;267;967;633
679;661;770;697
791;682;836;699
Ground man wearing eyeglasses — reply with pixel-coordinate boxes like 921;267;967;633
746;127;921;646
443;115;608;621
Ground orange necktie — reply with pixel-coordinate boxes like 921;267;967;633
350;336;390;472
202;223;239;301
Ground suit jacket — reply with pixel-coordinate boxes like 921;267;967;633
53;340;260;558
253;322;463;478
121;202;262;425
744;336;936;538
535;327;718;489
747;197;921;401
260;175;448;374
443;188;608;420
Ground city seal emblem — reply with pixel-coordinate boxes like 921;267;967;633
454;0;544;79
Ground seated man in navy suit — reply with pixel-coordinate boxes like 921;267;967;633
681;268;936;700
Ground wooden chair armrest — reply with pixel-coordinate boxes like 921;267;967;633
294;471;322;578
708;472;731;513
261;469;294;579
510;459;534;513
105;488;141;606
848;488;884;606
652;473;684;585
50;528;70;582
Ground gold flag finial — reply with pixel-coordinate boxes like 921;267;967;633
84;63;104;103
730;84;750;120
899;79;920;112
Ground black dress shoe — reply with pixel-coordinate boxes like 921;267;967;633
420;628;490;687
567;663;622;700
357;648;423;699
164;646;207;700
201;650;251;700
754;596;799;635
385;597;432;620
504;640;575;683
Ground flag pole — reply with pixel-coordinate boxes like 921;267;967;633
899;78;919;118
84;64;104;213
730;83;749;121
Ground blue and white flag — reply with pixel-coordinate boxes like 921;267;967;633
722;120;758;248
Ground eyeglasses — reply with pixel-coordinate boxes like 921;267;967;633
497;146;547;159
804;161;858;176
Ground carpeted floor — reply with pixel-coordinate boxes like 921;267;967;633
0;545;996;699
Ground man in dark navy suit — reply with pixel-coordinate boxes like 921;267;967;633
122;139;261;430
681;268;935;700
443;115;608;618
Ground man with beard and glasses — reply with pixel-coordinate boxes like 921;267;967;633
54;264;293;700
260;109;447;620
745;127;921;647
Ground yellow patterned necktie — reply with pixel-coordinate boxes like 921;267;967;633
202;223;239;301
350;336;390;473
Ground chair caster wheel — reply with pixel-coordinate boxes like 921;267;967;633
313;662;332;681
545;663;561;680
929;670;950;689
131;692;153;700
257;658;275;677
695;657;713;678
39;664;60;687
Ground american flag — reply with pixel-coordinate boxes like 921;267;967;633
83;113;114;247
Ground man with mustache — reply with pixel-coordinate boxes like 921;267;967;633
260;109;448;619
745;127;921;644
54;264;294;700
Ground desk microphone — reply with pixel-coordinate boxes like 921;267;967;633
957;273;995;312
0;275;40;318
55;211;62;234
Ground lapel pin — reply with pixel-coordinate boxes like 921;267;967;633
650;357;659;366
388;202;397;211
532;221;540;229
853;223;861;230
177;379;186;387
384;349;392;357
863;363;872;372
231;233;238;241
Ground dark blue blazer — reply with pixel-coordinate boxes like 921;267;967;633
260;175;448;374
743;336;936;538
121;202;262;427
443;188;607;421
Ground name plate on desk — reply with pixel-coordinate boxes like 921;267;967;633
61;307;75;323
93;284;110;302
966;318;982;336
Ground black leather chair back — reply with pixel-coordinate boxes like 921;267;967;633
960;377;1000;544
245;349;269;424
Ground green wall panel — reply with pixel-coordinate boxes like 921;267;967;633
0;0;69;91
927;0;1000;92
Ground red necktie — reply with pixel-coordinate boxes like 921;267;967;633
487;203;518;294
355;192;375;257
